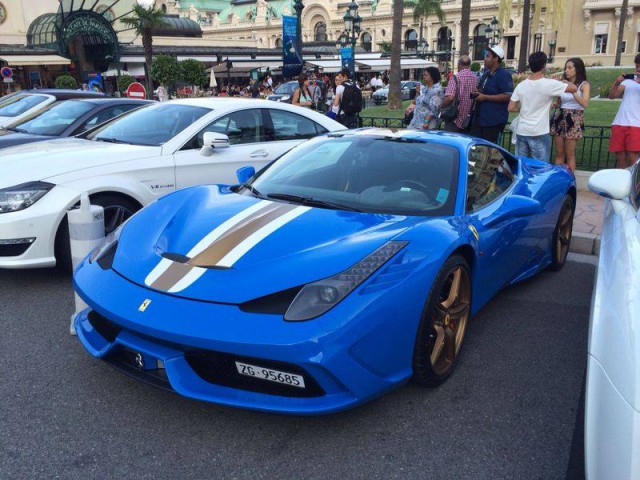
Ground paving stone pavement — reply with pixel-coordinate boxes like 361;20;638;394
571;190;605;256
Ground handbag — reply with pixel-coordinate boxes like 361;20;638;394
439;75;459;122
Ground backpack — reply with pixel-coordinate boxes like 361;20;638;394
440;75;459;122
340;82;363;115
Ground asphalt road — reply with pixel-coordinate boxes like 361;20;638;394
0;257;594;480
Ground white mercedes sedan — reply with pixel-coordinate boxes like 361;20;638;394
0;98;345;269
585;163;640;480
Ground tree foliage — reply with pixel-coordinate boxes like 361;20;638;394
151;55;182;86
180;59;207;87
54;75;77;89
117;74;135;92
411;0;445;24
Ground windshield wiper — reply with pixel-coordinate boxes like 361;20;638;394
241;182;264;199
2;127;27;133
267;193;362;212
94;137;129;144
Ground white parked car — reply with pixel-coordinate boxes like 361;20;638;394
0;98;345;269
585;164;640;480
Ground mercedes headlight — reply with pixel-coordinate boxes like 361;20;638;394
0;182;55;214
284;241;408;321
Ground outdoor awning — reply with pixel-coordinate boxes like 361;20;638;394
0;54;71;66
209;61;282;73
304;59;349;73
103;64;146;77
357;58;436;70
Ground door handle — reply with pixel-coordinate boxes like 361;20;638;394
250;150;269;158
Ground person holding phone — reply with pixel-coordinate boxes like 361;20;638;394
609;54;640;169
550;58;590;171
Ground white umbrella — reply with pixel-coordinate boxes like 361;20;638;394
209;68;217;88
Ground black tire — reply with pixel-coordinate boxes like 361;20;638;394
55;194;140;272
412;255;472;387
549;194;574;272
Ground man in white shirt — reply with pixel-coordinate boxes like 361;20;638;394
508;51;576;162
608;54;640;169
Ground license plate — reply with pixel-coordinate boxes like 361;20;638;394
235;361;305;388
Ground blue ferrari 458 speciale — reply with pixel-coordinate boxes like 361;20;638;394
73;128;576;415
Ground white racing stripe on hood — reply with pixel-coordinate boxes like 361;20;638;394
144;200;273;288
216;205;312;268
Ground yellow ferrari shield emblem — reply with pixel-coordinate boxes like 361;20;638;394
138;299;152;312
469;225;479;241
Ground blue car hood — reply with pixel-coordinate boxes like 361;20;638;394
113;186;417;304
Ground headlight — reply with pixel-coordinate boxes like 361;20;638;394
280;95;290;101
0;181;55;214
89;223;124;266
284;241;408;321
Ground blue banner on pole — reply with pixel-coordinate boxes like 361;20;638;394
340;47;354;76
282;15;303;78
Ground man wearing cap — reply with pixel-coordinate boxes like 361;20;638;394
469;45;513;144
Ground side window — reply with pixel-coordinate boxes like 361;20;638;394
76;104;140;133
267;109;327;141
632;164;640;211
466;145;515;212
195;109;267;147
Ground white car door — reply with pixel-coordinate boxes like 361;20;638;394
173;107;330;189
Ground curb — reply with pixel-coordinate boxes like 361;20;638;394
570;231;600;256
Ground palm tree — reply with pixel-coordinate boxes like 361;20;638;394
388;0;405;110
516;0;531;73
614;0;629;66
412;0;445;44
459;0;471;56
121;4;168;97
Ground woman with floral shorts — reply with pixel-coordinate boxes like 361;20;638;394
550;58;590;172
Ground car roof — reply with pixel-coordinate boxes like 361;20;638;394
18;89;105;100
333;128;480;150
69;98;154;105
165;98;305;109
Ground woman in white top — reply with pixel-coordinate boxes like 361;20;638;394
550;58;590;171
292;73;314;108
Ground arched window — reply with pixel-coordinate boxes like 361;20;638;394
161;4;167;13
405;29;417;51
361;32;372;52
314;22;327;42
437;26;452;51
472;23;488;61
275;37;283;48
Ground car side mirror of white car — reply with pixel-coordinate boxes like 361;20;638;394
200;132;230;157
588;169;632;200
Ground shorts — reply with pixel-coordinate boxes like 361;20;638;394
610;125;640;152
550;109;584;140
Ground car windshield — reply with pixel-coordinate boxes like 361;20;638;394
0;94;49;117
86;103;210;146
275;82;297;95
248;133;459;216
7;100;94;136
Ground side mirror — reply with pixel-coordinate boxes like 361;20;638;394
236;165;255;185
588;169;631;200
200;132;230;156
484;195;542;227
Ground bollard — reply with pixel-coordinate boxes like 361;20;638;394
68;193;104;335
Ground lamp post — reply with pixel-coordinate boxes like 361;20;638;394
226;58;233;88
484;16;503;46
342;0;360;79
418;39;429;59
293;0;304;55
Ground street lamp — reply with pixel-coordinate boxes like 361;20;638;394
484;16;503;45
342;0;360;79
226;58;233;88
418;39;429;59
293;0;304;54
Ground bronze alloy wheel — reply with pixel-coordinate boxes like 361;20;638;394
413;255;472;386
429;265;471;376
550;195;574;271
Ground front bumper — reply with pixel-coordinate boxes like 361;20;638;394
0;185;78;268
73;261;422;415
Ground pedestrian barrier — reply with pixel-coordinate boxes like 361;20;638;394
357;115;615;171
68;193;105;335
